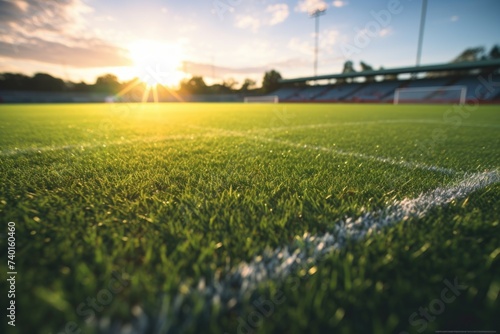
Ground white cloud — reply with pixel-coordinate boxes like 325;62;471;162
378;27;393;37
235;15;261;33
450;15;459;22
233;39;278;64
0;37;131;67
320;29;340;49
295;0;328;13
288;28;339;56
288;37;313;56
0;0;131;67
332;0;348;8
93;15;115;22
0;0;91;33
267;4;289;25
357;26;393;38
234;3;289;32
10;0;29;12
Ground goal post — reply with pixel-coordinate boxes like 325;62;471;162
243;95;279;103
394;86;467;105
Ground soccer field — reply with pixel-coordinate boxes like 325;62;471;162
1;103;499;334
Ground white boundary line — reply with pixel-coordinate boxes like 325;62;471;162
255;119;500;133
2;129;455;176
377;119;500;129
256;135;456;174
216;170;499;296
146;170;498;332
2;119;496;158
192;126;457;175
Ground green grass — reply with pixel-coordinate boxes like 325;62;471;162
0;103;499;334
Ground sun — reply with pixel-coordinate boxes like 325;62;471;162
128;40;187;87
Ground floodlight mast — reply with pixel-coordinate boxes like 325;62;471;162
416;0;428;67
310;8;326;77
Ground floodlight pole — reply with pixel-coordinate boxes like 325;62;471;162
416;0;428;67
311;8;326;77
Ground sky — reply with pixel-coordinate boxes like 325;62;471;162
0;0;498;87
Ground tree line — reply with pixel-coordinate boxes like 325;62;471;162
0;70;283;95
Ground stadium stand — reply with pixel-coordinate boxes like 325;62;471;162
286;85;329;101
276;60;500;104
273;87;303;101
453;74;500;101
343;80;401;102
316;83;363;101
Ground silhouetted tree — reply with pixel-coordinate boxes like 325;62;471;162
94;74;120;93
0;73;31;90
262;70;282;94
210;83;232;94
489;45;500;59
240;78;256;91
360;61;375;82
451;47;486;63
337;61;356;84
72;81;90;92
360;61;373;71
31;73;66;91
180;76;208;94
223;78;238;90
342;61;356;73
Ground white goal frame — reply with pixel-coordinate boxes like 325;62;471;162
394;86;467;105
244;95;279;103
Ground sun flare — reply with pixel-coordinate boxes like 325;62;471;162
128;40;186;87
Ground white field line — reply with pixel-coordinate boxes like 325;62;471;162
255;119;500;133
3;119;495;159
378;119;500;129
218;170;499;294
192;126;457;175
259;136;456;174
149;170;499;332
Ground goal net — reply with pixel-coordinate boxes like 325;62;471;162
394;86;467;105
244;95;279;103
